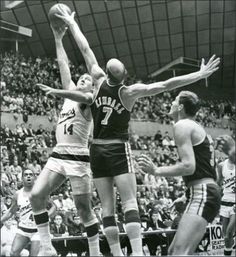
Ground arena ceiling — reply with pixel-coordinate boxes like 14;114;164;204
1;0;236;96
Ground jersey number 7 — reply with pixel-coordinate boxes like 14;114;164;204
101;107;113;125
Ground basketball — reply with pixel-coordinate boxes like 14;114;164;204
48;3;72;30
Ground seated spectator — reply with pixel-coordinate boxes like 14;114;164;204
63;192;75;212
9;160;22;182
53;193;67;212
50;214;68;237
26;123;35;137
144;208;168;256
91;190;100;208
50;214;68;257
68;216;85;236
28;159;41;175
66;215;88;256
4;197;12;209
1;219;19;257
36;124;45;136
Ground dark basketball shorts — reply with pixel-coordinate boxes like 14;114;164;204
89;142;135;178
185;183;221;223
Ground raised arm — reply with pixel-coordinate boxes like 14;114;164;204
37;83;93;105
56;11;105;81
1;194;18;224
216;162;224;186
124;55;220;102
51;26;75;90
137;121;195;177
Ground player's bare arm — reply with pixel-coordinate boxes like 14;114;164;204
37;83;93;104
55;10;105;83
1;193;18;223
51;25;75;90
122;55;220;109
216;162;224;186
137;121;195;177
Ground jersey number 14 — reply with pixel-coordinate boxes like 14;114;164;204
64;124;73;135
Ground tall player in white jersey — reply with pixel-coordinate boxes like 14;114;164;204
29;26;100;256
1;169;56;256
217;150;235;256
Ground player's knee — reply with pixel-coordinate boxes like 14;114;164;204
122;198;140;224
122;198;138;213
74;198;91;221
30;186;46;203
103;215;116;229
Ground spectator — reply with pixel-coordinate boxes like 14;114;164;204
1;219;18;257
28;159;41;175
53;193;67;212
50;214;68;237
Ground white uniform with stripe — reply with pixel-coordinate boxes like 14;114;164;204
220;159;235;218
17;188;39;240
44;99;92;193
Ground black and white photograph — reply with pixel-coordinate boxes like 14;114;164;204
0;0;235;256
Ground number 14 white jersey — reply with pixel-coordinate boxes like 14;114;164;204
56;99;92;147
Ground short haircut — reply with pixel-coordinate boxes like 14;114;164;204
22;169;35;177
178;91;200;116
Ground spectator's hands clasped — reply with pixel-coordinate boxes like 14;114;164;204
137;154;156;175
199;54;220;79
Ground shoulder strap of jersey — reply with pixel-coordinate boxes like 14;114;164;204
91;78;106;105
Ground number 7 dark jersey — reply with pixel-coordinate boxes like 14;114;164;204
90;79;130;140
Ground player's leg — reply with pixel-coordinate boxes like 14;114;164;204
168;213;207;255
1;245;11;257
29;165;65;255
224;213;236;255
29;233;41;256
94;177;123;256
10;233;29;256
114;173;143;256
69;175;100;256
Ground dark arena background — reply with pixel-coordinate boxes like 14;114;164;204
0;0;235;256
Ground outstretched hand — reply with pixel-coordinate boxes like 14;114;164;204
55;10;76;27
199;54;220;79
37;83;57;97
136;154;156;175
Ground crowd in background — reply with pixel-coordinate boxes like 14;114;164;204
1;51;235;128
1;51;234;255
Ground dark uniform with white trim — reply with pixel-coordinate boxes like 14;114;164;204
90;79;134;178
184;134;221;223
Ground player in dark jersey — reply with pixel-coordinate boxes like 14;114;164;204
137;91;221;255
38;10;220;256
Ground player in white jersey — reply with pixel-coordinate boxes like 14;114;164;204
1;169;56;256
29;25;100;256
217;152;235;256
